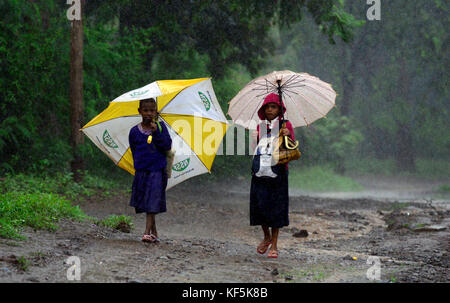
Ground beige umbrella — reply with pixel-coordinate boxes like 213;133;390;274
227;70;337;129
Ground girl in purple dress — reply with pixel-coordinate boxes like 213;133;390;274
129;98;172;243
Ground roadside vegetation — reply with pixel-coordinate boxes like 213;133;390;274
0;172;133;240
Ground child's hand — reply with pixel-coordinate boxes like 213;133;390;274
251;130;258;141
150;122;158;132
280;128;290;137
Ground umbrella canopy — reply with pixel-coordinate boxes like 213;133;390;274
82;78;229;189
227;70;337;129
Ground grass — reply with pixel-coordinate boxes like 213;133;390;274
415;159;450;179
280;265;332;283
436;185;450;192
0;171;132;240
389;275;397;283
312;271;326;281
0;171;131;200
0;192;88;240
16;256;31;271
344;157;450;179
95;215;134;233
289;165;364;192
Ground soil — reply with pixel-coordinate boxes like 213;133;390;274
0;176;449;283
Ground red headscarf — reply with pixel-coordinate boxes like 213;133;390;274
257;93;286;120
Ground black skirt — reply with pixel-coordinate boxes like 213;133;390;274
250;166;289;228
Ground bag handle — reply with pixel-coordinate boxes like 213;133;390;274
278;120;299;150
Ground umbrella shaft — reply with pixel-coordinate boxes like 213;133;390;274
277;80;284;121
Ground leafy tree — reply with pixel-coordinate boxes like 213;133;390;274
84;0;358;78
0;0;361;176
264;0;449;173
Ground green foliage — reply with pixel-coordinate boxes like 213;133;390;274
0;192;87;240
0;171;130;200
85;0;358;78
83;24;152;119
319;2;366;43
415;159;450;179
289;165;363;192
0;173;87;199
343;158;450;179
0;171;133;240
436;185;450;193
264;0;448;173
0;0;72;174
0;0;446;179
343;158;397;176
16;256;31;272
95;214;134;232
299;114;364;168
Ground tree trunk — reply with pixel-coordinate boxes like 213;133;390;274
394;60;416;172
395;123;415;172
340;21;371;117
70;3;84;182
341;64;354;117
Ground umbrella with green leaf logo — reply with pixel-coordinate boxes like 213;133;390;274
82;78;229;189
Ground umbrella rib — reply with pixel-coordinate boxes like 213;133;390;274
229;82;271;110
251;81;277;94
228;92;258;115
158;85;194;113
283;88;327;117
231;92;267;123
301;77;336;93
248;98;265;126
229;89;263;116
286;74;336;94
159;115;213;173
251;87;278;92
265;78;277;91
116;146;130;166
302;85;335;106
280;74;301;88
284;74;307;89
283;91;309;126
250;82;269;87
281;84;306;89
255;89;277;98
251;81;276;89
82;115;141;129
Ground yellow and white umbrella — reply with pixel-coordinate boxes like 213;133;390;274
81;78;229;189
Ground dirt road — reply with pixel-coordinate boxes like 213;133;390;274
0;178;448;283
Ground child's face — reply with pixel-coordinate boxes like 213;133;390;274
264;103;280;121
139;102;157;124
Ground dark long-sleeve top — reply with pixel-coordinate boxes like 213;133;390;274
129;122;172;172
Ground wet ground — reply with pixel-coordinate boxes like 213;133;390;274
0;177;449;283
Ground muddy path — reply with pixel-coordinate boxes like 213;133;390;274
0;180;449;283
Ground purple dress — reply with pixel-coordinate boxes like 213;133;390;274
129;122;172;214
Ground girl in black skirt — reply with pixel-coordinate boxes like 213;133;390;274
250;93;295;258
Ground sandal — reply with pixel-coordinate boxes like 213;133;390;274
268;249;278;258
151;234;160;243
257;240;272;254
142;234;155;243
